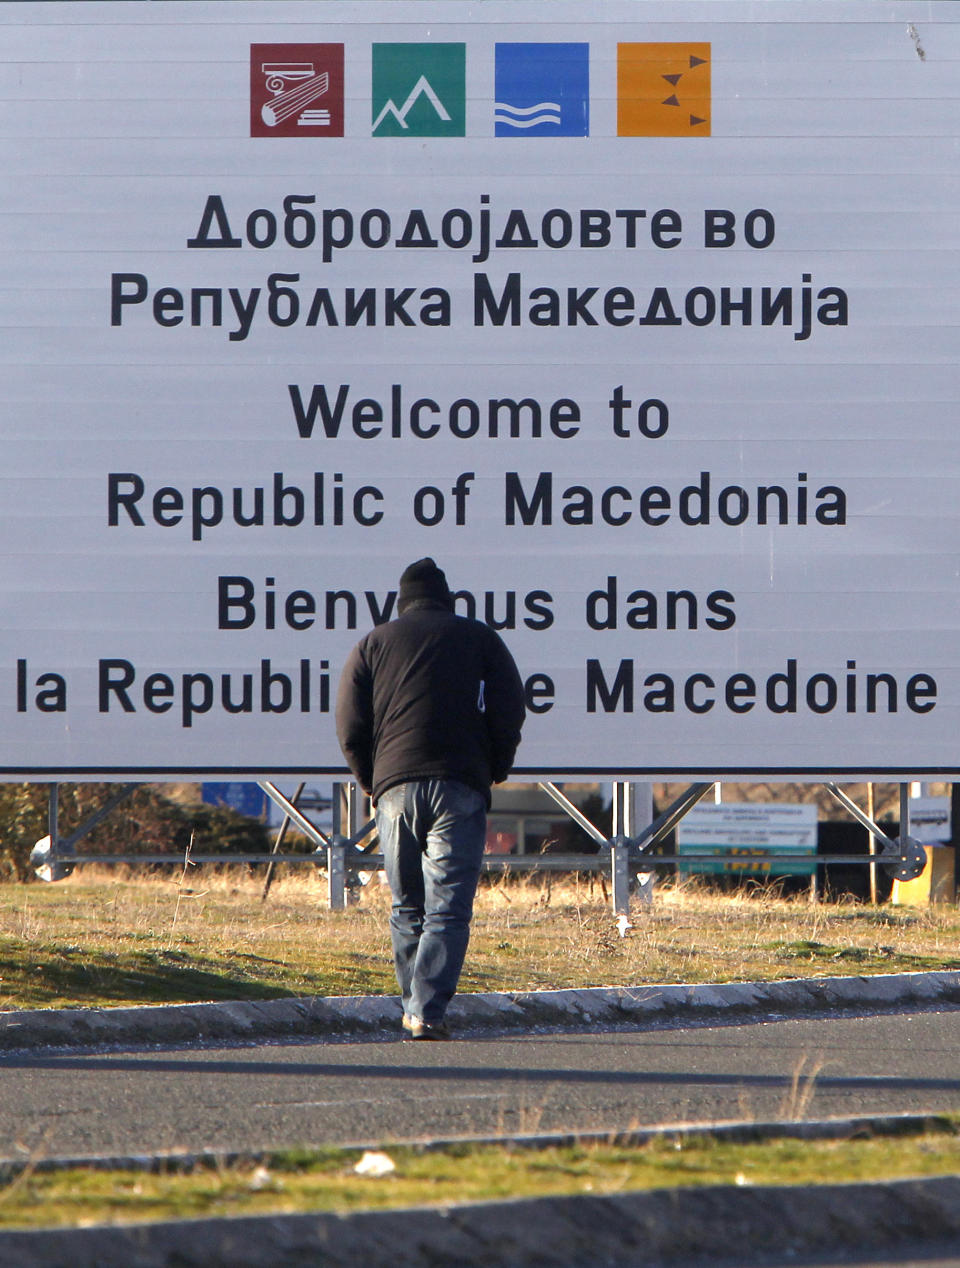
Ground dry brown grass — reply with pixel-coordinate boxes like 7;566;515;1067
0;867;954;1010
463;870;960;993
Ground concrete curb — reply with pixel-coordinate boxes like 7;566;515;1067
0;968;956;1051
0;1174;959;1267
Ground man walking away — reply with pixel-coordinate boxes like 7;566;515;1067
336;558;526;1040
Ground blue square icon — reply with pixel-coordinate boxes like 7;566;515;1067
495;43;589;137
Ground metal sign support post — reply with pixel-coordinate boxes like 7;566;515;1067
824;783;928;883
538;780;656;916
610;835;631;918
610;782;634;916
536;783;607;847
47;784;57;862
260;780;305;902
632;783;719;856
323;784;377;910
258;781;329;850
259;782;372;910
258;779;344;905
613;782;656;907
30;783;139;880
327;782;349;911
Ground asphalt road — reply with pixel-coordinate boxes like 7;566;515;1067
1;1006;958;1162
743;1251;960;1268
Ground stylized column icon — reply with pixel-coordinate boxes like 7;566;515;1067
259;64;332;127
261;64;330;127
250;44;344;138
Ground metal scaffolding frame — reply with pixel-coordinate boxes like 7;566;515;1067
29;777;932;916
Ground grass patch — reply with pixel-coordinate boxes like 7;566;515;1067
766;939;960;973
0;1124;959;1230
0;870;957;1011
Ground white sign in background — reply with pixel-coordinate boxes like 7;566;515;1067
676;802;819;875
908;796;952;842
677;803;819;845
1;1;959;778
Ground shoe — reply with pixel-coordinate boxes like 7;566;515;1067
404;1016;451;1041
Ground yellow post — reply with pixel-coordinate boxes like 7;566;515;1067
891;846;956;905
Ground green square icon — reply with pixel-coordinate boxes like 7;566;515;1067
372;43;466;137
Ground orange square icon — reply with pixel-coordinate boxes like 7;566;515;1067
618;42;710;137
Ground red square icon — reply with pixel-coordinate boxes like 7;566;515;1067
251;44;344;137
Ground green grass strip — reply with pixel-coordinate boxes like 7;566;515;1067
0;1119;958;1231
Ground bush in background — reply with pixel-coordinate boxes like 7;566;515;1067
0;784;270;881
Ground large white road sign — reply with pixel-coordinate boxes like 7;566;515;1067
1;0;958;779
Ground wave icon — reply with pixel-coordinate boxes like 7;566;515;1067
494;100;561;130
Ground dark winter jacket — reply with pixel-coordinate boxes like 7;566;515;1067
335;601;525;805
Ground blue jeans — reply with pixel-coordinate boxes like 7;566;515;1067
376;779;487;1023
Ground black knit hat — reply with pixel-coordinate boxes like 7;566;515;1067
398;557;452;612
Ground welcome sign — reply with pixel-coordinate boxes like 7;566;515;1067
1;1;958;779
